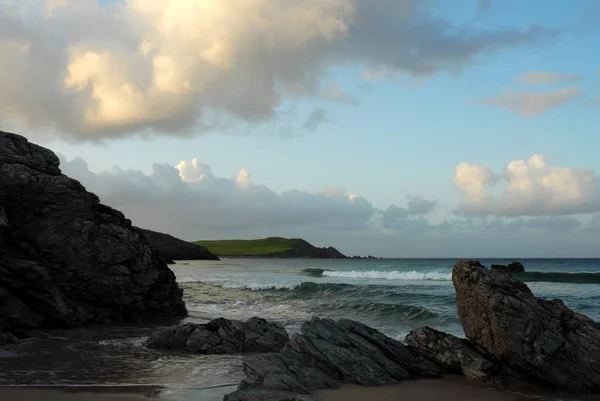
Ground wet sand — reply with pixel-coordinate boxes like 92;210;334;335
317;376;598;401
3;378;599;401
0;386;158;401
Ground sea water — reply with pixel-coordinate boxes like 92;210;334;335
1;258;599;400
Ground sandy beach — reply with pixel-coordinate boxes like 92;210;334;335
0;386;159;401
317;376;598;401
4;378;598;401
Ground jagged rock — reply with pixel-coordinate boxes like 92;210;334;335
224;317;443;400
490;261;525;274
405;326;518;385
146;317;289;354
0;330;17;345
453;260;600;393
0;131;186;331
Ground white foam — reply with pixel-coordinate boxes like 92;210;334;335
220;282;298;290
322;270;451;281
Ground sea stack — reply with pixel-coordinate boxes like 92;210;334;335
0;132;186;333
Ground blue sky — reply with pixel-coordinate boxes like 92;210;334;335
3;0;600;256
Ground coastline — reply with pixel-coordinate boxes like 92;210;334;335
3;377;597;401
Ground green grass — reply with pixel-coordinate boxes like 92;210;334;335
193;237;301;256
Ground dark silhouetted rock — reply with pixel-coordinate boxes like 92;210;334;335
453;260;600;393
224;317;442;400
0;131;186;332
490;261;525;274
405;326;519;385
0;331;17;345
147;317;289;354
139;229;219;261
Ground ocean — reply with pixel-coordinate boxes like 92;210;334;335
1;258;599;400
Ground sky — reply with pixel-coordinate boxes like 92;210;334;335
1;0;600;257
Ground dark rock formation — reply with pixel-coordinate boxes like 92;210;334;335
453;260;600;393
224;317;442;401
140;229;219;261
490;261;525;274
147;317;289;354
405;326;519;385
0;331;17;345
0;131;186;332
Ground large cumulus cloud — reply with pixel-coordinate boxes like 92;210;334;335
0;0;556;140
453;154;600;216
59;155;441;243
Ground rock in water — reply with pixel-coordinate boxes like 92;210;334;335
453;260;600;393
147;317;289;354
490;261;525;274
224;317;442;400
0;132;186;332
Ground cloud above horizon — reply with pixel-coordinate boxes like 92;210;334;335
516;71;581;86
454;154;600;216
0;0;558;141
54;152;600;257
474;87;583;116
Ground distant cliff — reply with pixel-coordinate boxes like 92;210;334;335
194;237;347;258
141;229;220;262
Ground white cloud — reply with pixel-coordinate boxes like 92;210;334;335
58;155;442;242
474;87;583;116
0;0;557;141
51;153;600;257
516;71;580;86
454;154;600;216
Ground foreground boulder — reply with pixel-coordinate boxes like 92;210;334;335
453;260;600;393
490;261;525;274
147;317;289;354
224;317;442;400
0;132;186;332
405;326;520;385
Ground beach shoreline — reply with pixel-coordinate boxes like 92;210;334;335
3;376;597;401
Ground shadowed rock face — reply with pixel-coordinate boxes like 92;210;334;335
405;326;522;386
139;229;219;262
490;261;525;274
453;260;600;393
224;317;442;401
146;317;289;354
0;132;186;331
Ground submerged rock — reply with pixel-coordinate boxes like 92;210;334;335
0;132;186;332
147;317;289;354
490;261;525;274
224;317;442;400
453;260;600;393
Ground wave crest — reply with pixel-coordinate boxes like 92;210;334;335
322;270;452;281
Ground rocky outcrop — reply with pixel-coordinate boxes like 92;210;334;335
0;330;17;345
224;317;442;401
405;326;519;385
453;260;600;393
140;229;219;262
490;261;525;274
0;132;186;332
147;317;289;354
